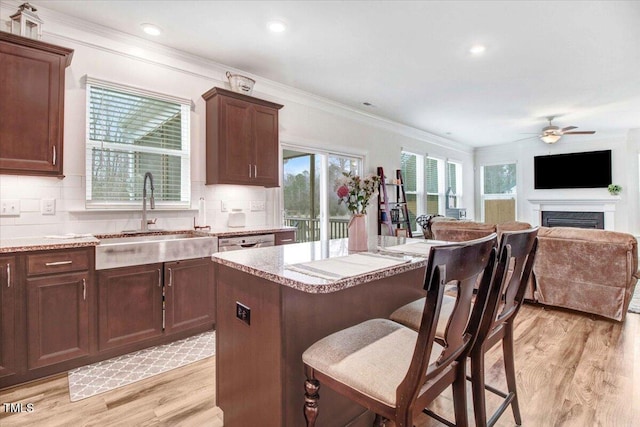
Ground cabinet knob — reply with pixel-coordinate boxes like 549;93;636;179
5;263;10;288
168;267;173;287
82;278;86;301
53;146;57;166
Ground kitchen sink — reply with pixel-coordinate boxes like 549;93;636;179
96;232;218;270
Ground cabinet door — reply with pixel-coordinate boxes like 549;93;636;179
0;36;71;176
97;264;163;351
0;256;17;378
218;96;254;184
251;104;280;187
164;258;215;335
26;272;90;370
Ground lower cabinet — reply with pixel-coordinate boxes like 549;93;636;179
0;255;17;380
26;271;90;370
97;264;164;351
164;258;215;334
97;257;215;352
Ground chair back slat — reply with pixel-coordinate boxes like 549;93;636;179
481;228;539;343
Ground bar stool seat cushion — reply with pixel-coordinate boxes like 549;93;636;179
391;295;466;339
302;318;443;407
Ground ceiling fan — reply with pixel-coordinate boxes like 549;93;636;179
537;116;596;144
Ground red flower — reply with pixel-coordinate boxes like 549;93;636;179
337;185;349;198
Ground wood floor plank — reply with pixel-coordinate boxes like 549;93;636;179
0;305;638;427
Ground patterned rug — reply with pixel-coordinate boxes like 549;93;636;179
629;283;640;314
68;330;215;401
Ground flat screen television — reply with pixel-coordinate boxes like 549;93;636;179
534;150;612;189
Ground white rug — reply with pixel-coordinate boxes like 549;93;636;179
68;330;215;402
629;283;640;314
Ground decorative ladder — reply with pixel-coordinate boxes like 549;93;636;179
377;167;413;237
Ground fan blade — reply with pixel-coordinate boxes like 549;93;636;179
561;126;577;132
512;135;539;142
563;131;596;135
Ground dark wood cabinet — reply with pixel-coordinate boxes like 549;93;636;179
275;230;296;245
0;32;73;177
202;87;283;187
26;272;90;370
0;256;18;379
97;264;164;351
24;248;92;371
164;258;215;334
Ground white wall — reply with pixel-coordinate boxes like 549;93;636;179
0;4;472;238
474;131;640;234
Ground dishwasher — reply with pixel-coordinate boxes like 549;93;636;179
218;234;275;251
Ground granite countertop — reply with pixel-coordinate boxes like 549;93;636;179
212;236;446;294
0;226;296;253
0;235;100;253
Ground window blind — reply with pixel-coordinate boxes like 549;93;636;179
85;82;190;208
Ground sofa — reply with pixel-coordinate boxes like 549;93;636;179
430;220;640;322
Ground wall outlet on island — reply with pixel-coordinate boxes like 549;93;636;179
236;302;251;325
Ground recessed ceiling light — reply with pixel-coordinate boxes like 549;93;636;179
469;44;486;55
141;23;162;36
267;21;286;33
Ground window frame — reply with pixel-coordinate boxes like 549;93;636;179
84;76;191;209
480;161;518;222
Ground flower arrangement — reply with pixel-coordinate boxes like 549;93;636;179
336;171;381;215
608;184;621;195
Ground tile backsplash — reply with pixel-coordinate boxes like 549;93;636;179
0;174;274;238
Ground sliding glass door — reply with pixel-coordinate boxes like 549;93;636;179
283;147;362;242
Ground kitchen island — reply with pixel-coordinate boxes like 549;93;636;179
212;236;443;427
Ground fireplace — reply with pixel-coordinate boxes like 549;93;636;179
528;197;619;231
541;211;604;229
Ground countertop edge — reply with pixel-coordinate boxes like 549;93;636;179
213;255;427;294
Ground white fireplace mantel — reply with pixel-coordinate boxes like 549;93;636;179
528;197;620;230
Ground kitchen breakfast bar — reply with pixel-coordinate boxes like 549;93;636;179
212;236;444;427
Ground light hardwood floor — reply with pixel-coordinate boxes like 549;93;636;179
1;304;638;426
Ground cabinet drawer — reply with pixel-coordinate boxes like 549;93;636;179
27;249;90;276
275;230;296;245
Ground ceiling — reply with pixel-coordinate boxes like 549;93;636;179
21;1;640;147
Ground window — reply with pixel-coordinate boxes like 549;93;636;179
446;160;463;208
85;77;191;208
283;147;362;242
401;152;447;231
481;163;516;223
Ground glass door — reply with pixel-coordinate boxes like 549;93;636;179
283;147;361;242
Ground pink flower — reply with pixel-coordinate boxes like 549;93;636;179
337;185;349;198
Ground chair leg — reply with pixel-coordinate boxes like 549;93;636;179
503;324;522;425
452;361;469;427
470;349;488;427
373;414;388;426
304;375;320;427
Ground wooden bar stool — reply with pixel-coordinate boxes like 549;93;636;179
302;234;498;427
391;227;539;426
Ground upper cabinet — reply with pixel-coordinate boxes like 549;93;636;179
0;33;73;177
202;87;283;187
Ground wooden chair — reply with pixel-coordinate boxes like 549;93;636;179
390;227;539;426
302;234;498;427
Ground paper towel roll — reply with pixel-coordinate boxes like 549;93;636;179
198;198;206;226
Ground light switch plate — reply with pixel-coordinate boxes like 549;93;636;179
0;200;20;216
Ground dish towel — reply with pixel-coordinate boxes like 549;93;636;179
286;252;409;280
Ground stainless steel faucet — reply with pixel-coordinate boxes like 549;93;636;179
141;172;156;231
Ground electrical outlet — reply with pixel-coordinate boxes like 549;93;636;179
250;200;266;211
236;302;251;325
221;201;228;212
0;200;20;216
41;199;56;215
